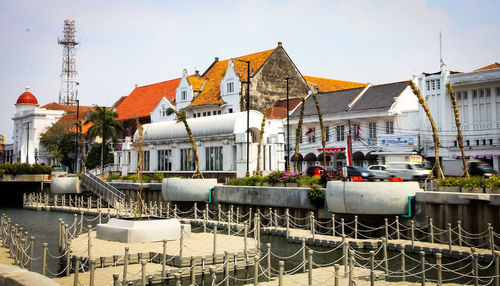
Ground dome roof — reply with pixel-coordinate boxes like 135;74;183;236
16;86;38;105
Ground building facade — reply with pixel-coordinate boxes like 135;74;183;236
417;63;500;174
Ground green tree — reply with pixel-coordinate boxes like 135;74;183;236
40;120;74;170
166;108;203;178
85;144;114;170
85;106;123;173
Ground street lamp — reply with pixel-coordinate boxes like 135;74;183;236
283;76;293;172
235;58;251;177
74;99;80;173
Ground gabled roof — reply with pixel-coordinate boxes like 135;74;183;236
303;76;366;92
187;49;275;108
266;98;302;119
474;62;500;72
289;81;408;118
115;79;181;121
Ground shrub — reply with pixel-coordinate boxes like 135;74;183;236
438;176;500;191
0;163;52;175
106;174;121;181
267;171;285;185
152;172;164;181
308;185;325;208
297;176;320;187
123;174;139;181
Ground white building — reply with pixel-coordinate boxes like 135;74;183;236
417;63;500;174
12;87;65;164
288;81;421;171
120;111;285;179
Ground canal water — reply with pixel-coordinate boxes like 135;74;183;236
0;206;493;285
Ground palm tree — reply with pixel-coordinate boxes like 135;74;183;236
133;117;145;218
85;106;123;175
311;92;327;173
409;81;444;179
446;83;469;178
166;108;203;178
294;97;306;172
255;110;267;176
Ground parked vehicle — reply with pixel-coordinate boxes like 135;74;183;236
306;165;334;176
386;162;431;181
344;166;375;181
468;161;496;178
367;165;389;180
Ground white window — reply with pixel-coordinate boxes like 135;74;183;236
432;80;436;90
336;125;345;141
181;90;187;101
307;128;316;143
426;81;430;91
141;151;150;171
205;147;223;171
385;121;394;134
369;122;377;138
157;150;172;171
325;126;330;142
227;82;234;93
436;79;440;90
180;149;195;171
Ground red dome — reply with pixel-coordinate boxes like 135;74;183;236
16;87;38;105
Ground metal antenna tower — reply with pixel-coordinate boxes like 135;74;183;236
58;19;79;105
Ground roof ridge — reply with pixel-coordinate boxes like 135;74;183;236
135;78;182;89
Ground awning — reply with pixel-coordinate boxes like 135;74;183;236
304;153;317;161
353;151;365;161
317;153;331;162
317;147;346;154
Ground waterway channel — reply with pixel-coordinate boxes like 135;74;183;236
1;206;495;285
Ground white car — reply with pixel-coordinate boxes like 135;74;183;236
367;165;389;180
386;162;431;181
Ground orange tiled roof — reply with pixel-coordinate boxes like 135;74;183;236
303;76;366;92
115;79;181;121
187;75;205;91
59;112;94;134
188;49;275;108
41;102;93;113
266;98;302;119
474;62;500;72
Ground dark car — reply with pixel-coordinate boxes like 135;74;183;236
306;165;334;176
469;162;496;178
345;166;375;181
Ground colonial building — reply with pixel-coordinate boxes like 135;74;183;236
114;43;365;177
417;63;500;174
288;81;421;171
11;86;92;170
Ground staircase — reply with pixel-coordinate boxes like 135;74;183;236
81;173;126;208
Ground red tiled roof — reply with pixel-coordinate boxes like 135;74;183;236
58;111;94;134
474;62;500;72
41;102;93;113
304;76;366;92
266;98;302;119
188;49;275;108
115;79;181;121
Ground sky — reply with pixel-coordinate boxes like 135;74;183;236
1;0;499;143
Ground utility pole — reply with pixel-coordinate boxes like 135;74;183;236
74;100;79;173
236;59;251;177
284;76;293;172
348;119;352;166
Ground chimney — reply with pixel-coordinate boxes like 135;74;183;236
195;70;200;77
135;84;139;88
25;86;30;92
277;41;283;48
215;57;219;62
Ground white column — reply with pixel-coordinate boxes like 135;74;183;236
467;90;473;129
491;87;497;126
150;147;158;171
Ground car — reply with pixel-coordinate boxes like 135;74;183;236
306;165;334;176
367;165;389;180
386;162;431;181
468;161;496;178
344;166;375;181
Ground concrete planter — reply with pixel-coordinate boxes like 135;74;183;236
438;186;461;193
162;178;219;201
286;183;298;187
485;187;500;194
0;174;50;182
50;177;80;194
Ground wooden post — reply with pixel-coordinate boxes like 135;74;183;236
74;257;80;286
279;261;284;286
194;202;198;220
179;225;184;258
213;224;217;264
383;238;388;276
420;251;425;286
411;220;415;248
89;259;95;286
141;260;147;286
87;225;92;260
285;209;290;239
436;253;442;286
494;252;499;286
385;218;389;241
29;236;34;271
331;213;335;237
123;247;129;285
429;218;434;243
489;225;495;257
473;251;479;286
310;211;315;239
458;220;463;247
341;218;345;237
244;223;248;255
401;245;406;282
210;266;216;285
162;240;167;279
396;216;400;240
254;255;259;286
42;242;48;276
191;256;196;285
348;249;354;286
267;243;271;281
369;251;375;286
225;251;230;286
308;249;313;286
65;241;71;276
448;223;453;252
354;215;358;239
302;238;306;273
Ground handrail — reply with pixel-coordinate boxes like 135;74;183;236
81;173;125;207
